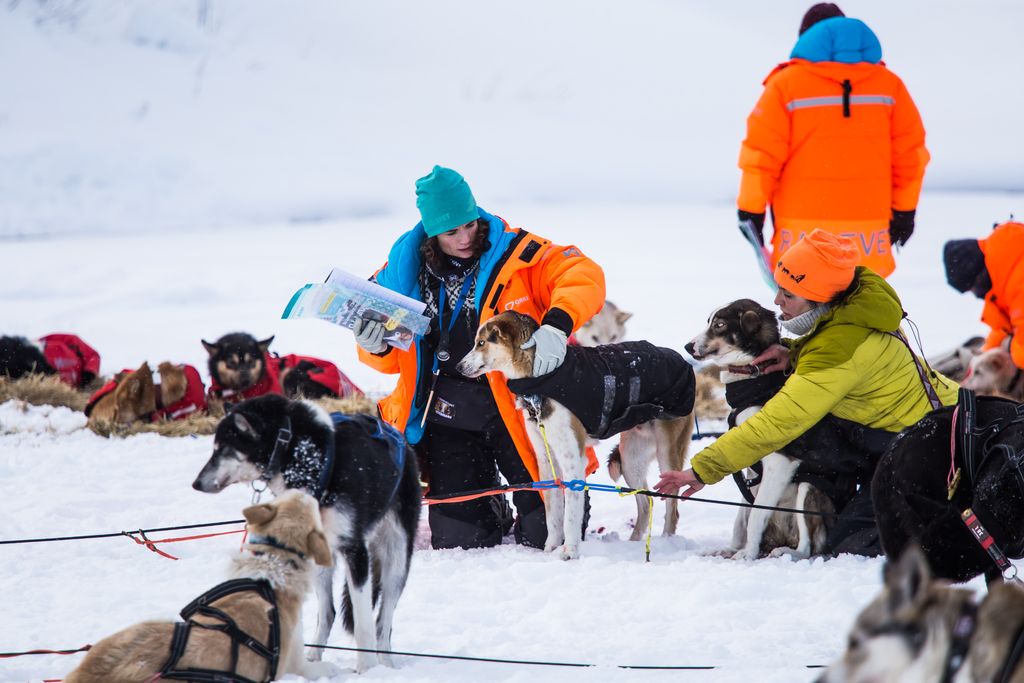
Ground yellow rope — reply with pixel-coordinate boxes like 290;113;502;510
616;489;655;561
537;422;559;484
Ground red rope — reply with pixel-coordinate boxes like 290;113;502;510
123;527;245;561
0;644;90;658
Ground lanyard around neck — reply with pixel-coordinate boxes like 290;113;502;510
433;271;476;368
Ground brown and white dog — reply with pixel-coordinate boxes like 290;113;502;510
817;544;1024;683
457;314;591;560
65;490;337;683
85;362;198;429
574;301;694;541
686;299;832;560
962;346;1024;401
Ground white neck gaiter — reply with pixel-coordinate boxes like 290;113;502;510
780;303;831;336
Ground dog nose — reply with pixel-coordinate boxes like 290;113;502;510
683;342;698;357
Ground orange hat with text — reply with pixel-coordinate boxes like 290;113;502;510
774;230;859;302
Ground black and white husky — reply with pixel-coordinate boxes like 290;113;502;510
686;299;832;561
192;394;421;673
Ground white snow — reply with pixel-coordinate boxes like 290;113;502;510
1;2;1020;682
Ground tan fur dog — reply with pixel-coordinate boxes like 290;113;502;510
65;490;336;683
458;313;591;560
86;362;191;430
962;347;1024;401
817;545;1024;683
575;300;632;346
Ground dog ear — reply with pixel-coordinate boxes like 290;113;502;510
615;310;633;325
257;336;275;355
740;310;762;337
307;529;333;567
233;412;259;438
202;340;219;356
884;544;931;614
242;502;277;526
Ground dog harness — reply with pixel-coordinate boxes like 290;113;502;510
158;578;281;683
257;413;407;506
507;341;696;440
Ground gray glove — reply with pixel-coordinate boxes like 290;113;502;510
354;317;387;354
521;324;568;376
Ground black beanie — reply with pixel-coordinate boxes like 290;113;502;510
943;239;986;293
799;3;845;35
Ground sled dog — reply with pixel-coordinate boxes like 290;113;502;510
686;299;833;560
192;395;421;673
0;335;54;380
65;490;336;683
817;544;1024;683
962;346;1024;401
458;311;695;559
203;332;277;403
575;300;632;346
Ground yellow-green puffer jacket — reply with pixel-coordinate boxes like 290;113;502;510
691;268;958;485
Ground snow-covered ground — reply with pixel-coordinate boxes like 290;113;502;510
3;1;1024;681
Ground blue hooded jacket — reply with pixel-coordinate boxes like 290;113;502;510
791;16;882;64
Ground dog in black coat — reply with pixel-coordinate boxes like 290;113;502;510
873;393;1024;583
192;395;421;673
203;333;277;401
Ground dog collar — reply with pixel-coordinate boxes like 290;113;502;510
940;600;978;683
247;533;306;560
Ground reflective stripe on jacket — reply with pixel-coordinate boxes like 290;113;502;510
691;269;958;485
737;17;929;278
358;208;606;480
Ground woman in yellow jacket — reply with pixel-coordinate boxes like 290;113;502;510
656;230;957;556
737;4;929;278
356;166;605;550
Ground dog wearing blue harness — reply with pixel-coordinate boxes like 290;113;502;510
193;395;421;674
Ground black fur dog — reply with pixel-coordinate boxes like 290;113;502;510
192;395;421;673
0;335;55;379
203;333;276;401
873;394;1024;583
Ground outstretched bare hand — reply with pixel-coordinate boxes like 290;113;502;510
653;469;705;498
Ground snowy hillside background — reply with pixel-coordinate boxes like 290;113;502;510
2;1;1024;682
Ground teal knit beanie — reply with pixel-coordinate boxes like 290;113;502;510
415;165;478;237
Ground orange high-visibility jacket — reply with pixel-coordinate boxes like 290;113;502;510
738;44;928;277
359;211;606;480
979;222;1024;369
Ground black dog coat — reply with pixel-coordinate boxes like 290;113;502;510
507;341;695;440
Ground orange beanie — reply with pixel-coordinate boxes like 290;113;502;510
774;230;859;302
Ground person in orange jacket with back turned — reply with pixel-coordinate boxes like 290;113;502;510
355;166;605;551
737;3;929;278
943;221;1024;368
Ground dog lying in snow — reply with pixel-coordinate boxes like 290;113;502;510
686;299;833;560
65;490;336;683
84;361;206;430
817;544;1024;683
458;311;695;559
961;346;1024;401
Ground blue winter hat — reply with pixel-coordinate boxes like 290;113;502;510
415;166;479;237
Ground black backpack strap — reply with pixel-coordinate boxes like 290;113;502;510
958;388;979;488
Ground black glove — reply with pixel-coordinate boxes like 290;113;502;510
890;209;916;248
738;210;766;247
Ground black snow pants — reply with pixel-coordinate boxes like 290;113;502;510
780;414;898;557
418;417;548;550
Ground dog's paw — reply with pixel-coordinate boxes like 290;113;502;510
300;659;342;679
305;645;325;662
731;548;758;562
768;546;808;561
559;544;580;560
703;547;739;559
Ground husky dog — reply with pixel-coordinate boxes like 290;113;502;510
575;300;632;346
962;347;1024;400
203;332;277;402
65;490;336;683
192;395;421;673
84;362;157;428
817;544;1024;683
0;335;54;379
686;299;833;560
927;335;985;383
576;301;696;540
458;311;695;559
